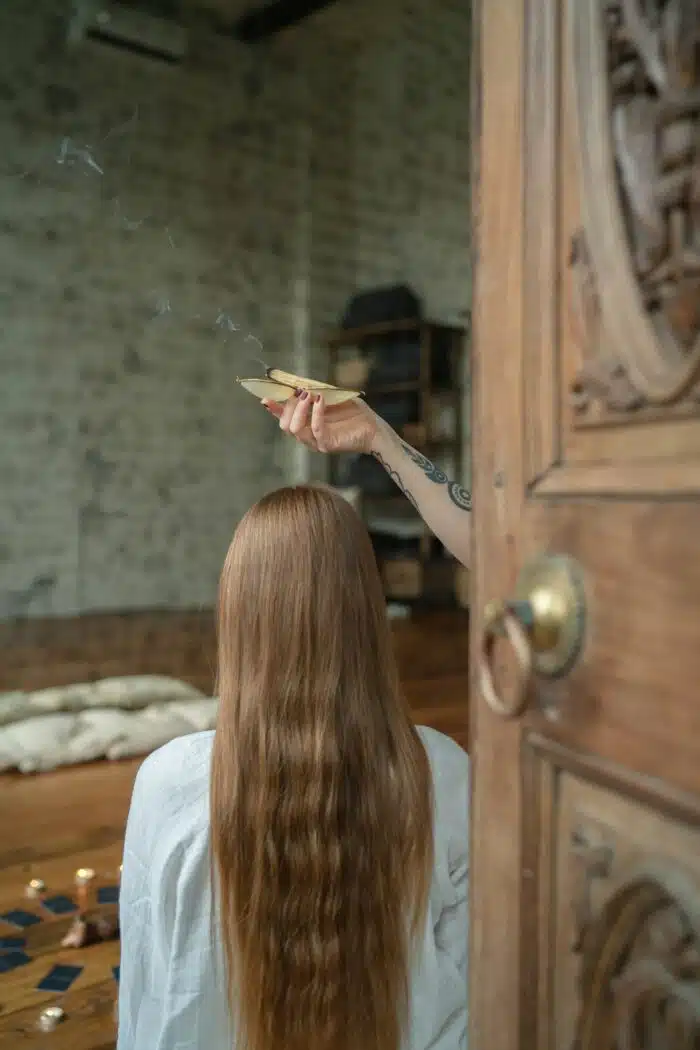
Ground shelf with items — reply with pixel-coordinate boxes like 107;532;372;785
327;318;468;608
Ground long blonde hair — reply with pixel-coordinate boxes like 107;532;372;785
211;485;433;1050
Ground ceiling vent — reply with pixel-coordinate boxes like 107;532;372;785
68;1;188;65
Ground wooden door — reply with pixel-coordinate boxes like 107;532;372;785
470;1;700;1048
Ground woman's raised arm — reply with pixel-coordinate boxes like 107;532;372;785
262;393;471;568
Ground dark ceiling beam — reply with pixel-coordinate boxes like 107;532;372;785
234;0;341;41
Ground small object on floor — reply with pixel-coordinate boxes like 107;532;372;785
25;878;46;898
0;909;41;928
96;913;120;940
113;965;120;983
0;936;26;951
74;867;96;887
95;912;120;940
61;911;119;948
61;916;87;948
37;1005;66;1032
98;885;119;905
42;895;78;916
37;962;83;993
0;950;31;973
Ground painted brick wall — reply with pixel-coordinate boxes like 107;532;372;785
351;0;472;323
0;0;471;621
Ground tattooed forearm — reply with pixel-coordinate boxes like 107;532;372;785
371;451;418;508
400;442;472;512
447;481;472;512
399;442;448;483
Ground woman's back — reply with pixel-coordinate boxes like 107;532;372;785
117;725;468;1050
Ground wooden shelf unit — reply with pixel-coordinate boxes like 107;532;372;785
327;319;467;607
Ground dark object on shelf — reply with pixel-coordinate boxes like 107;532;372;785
365;393;419;429
429;327;455;387
341;285;422;329
363;332;452;390
366;336;421;385
235;0;340;41
372;535;422;561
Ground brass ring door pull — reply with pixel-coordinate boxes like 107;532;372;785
479;604;533;718
479;554;587;719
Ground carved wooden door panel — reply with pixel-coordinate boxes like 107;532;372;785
470;1;700;1048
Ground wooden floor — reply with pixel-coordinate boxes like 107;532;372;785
0;610;468;1047
0;761;135;1048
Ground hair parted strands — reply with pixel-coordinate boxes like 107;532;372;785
211;485;433;1050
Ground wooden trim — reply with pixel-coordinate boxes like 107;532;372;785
535;754;556;1050
522;0;560;484
519;735;546;1046
526;732;700;828
468;0;526;1045
531;461;700;498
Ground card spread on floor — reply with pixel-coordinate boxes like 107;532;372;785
98;885;119;905
41;895;78;916
0;936;26;951
0;950;31;973
0;909;41;929
37;963;83;993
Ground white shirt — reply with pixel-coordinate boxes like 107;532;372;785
117;726;469;1050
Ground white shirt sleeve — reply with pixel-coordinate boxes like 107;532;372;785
413;727;470;1050
117;761;154;1050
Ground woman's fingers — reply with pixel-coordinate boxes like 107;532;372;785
265;392;330;453
261;398;284;419
310;395;329;452
288;391;313;436
277;395;299;432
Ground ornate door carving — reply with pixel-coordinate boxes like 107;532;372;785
470;0;700;1048
554;776;700;1050
570;0;700;420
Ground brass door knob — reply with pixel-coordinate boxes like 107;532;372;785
479;554;586;719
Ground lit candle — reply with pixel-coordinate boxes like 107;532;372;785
25;877;46;898
37;1006;65;1032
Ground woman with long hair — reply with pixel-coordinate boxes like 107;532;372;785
118;485;468;1050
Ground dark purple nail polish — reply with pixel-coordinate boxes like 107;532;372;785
301;390;309;400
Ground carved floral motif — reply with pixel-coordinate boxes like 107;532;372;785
570;0;700;418
569;821;700;1050
570;824;615;950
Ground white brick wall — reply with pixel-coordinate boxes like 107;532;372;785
0;0;471;618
